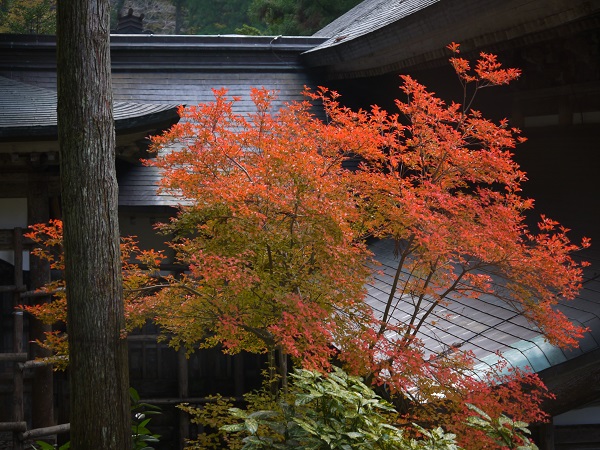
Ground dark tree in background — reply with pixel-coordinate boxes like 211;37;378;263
56;1;131;448
183;0;362;35
0;0;56;34
185;0;254;34
248;0;362;35
1;0;362;35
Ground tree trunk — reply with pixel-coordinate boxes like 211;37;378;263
268;349;277;396
56;2;131;449
278;347;288;395
175;0;184;34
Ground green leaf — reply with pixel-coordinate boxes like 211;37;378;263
344;431;363;439
228;407;249;419
221;423;247;432
245;417;259;435
248;410;279;420
138;435;160;442
129;387;141;403
466;404;491;421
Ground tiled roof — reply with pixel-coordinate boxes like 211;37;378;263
367;238;600;374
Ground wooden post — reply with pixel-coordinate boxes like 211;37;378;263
558;95;573;127
178;348;189;449
28;180;55;431
539;418;555;450
278;348;288;394
233;353;245;399
13;227;24;450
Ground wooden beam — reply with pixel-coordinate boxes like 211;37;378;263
0;422;27;432
0;229;34;251
0;285;17;293
0;353;28;362
126;334;159;341
538;419;555;450
140;396;242;405
555;425;600;446
20;423;70;440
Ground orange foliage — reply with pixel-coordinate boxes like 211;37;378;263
24;45;590;449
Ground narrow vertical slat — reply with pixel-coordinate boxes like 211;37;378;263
13;227;24;450
234;354;245;398
177;348;189;449
540;419;555;450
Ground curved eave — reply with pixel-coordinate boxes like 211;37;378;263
0;77;180;141
114;103;181;134
0;107;180;141
538;347;600;416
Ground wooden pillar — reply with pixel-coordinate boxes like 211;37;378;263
178;348;189;449
234;353;245;399
13;228;24;450
558;95;573;127
539;418;555;450
28;181;55;431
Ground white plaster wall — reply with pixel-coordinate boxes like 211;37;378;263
0;198;30;270
554;402;600;425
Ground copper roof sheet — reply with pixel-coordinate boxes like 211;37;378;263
367;238;600;374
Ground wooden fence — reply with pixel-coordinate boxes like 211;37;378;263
0;228;69;449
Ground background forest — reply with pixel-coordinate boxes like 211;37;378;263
0;0;362;35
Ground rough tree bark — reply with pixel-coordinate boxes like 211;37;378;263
56;1;131;449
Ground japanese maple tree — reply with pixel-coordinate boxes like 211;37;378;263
145;43;588;447
24;44;590;449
